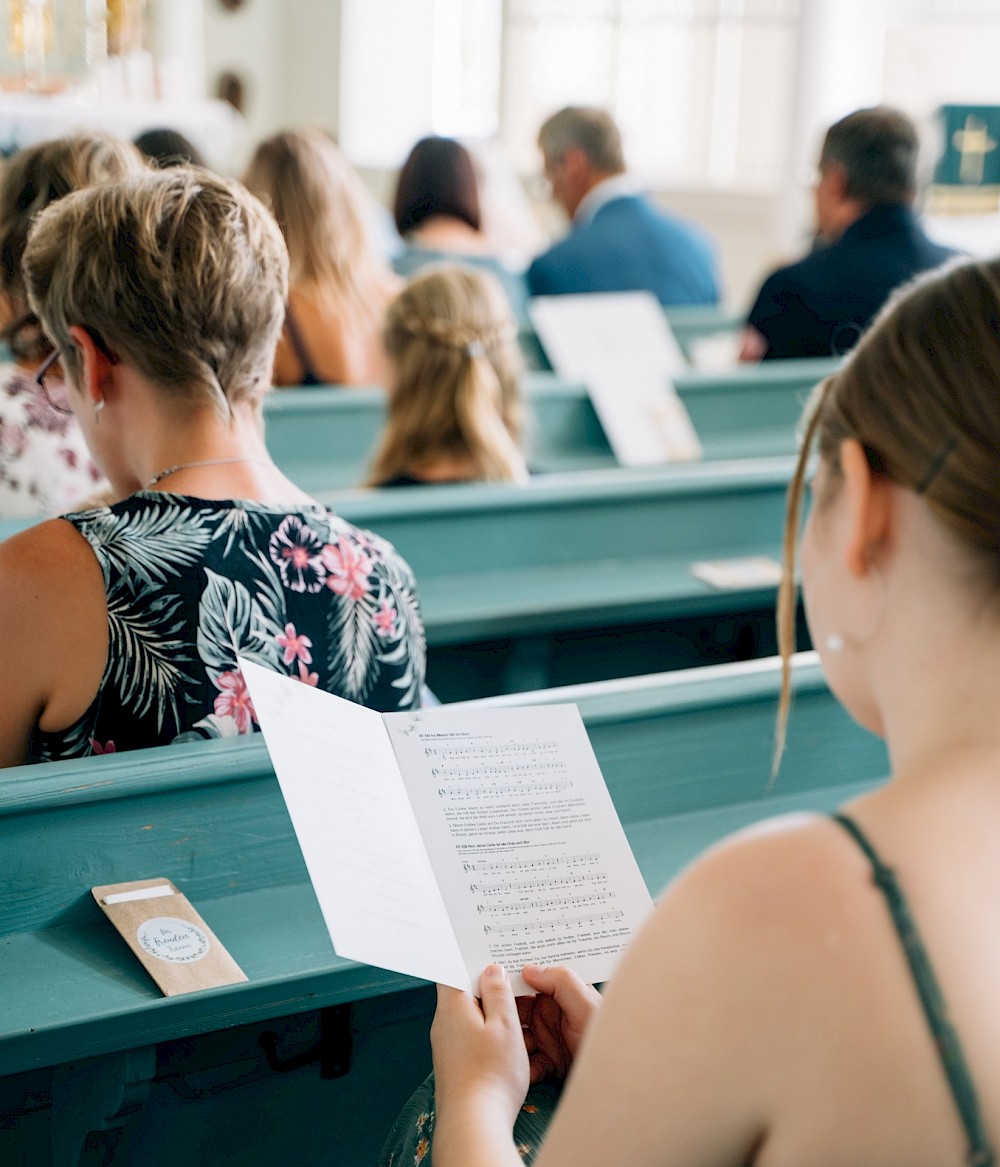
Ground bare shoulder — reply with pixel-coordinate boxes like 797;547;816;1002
638;811;876;972
0;519;105;765
0;517;100;592
0;518;105;650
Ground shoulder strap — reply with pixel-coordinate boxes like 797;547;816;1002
283;304;321;387
832;813;995;1166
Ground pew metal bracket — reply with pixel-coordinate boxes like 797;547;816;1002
49;1046;155;1167
258;1004;353;1079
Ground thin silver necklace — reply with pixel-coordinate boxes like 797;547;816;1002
147;456;273;488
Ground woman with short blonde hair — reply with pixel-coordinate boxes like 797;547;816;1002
242;128;399;387
0;167;425;767
368;266;527;487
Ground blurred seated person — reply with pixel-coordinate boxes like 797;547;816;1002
368;265;528;488
392;136;530;325
0;132;144;518
527;107;720;306
243;129;400;387
0;167;425;767
133;127;206;169
742;107;956;361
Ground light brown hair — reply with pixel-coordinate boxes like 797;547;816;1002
775;257;998;770
0;132;145;358
242;128;391;326
537;107;626;175
22;167;288;412
367;265;527;486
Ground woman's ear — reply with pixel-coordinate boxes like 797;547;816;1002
839;438;892;577
67;325;114;406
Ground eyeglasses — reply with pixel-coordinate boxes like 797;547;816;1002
33;328;120;416
34;346;72;415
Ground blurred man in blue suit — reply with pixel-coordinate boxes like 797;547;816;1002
527;107;721;306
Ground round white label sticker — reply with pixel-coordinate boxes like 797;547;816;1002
136;917;210;964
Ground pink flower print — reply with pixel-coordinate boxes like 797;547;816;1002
25;390;71;436
0;421;27;457
374;598;396;638
276;622;313;666
269;515;326;593
88;738;116;755
213;669;257;734
295;661;319;687
321;538;373;602
60;447;79;468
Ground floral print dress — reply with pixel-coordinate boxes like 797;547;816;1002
0;363;103;518
29;492;425;762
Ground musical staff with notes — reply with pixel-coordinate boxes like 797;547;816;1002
245;660;654;999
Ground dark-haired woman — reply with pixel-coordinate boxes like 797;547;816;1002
392;137;528;326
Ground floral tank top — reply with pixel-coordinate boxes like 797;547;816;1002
29;492;426;762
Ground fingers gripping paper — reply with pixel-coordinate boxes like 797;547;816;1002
241;661;653;997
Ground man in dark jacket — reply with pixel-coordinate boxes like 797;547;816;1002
743;107;955;361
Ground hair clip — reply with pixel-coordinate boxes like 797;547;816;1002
915;435;958;494
466;340;485;358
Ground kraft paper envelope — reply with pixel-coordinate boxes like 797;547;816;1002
92;877;248;997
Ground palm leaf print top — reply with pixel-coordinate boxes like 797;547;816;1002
29;492;426;762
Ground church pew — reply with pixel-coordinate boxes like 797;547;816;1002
0;457;803;699
324;456;802;697
663;302;747;356
0;653;885;1167
262;357;836;492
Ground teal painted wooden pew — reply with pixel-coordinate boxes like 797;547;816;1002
523;304;749;371
663;303;747;354
0;653;885;1167
263;358;836;492
322;457;804;697
0;457;805;698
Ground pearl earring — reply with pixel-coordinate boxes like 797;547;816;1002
825;634;844;652
94;397;105;422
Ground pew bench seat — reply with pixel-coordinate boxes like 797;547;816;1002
1;780;875;1081
1;654;886;1165
413;552;781;643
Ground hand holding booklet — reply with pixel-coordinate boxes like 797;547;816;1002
241;661;653;997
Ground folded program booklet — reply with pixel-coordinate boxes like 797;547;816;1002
241;660;653;997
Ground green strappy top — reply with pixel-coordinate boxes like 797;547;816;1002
832;813;995;1167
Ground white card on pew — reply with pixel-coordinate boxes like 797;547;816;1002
529;291;687;380
241;660;653;997
690;556;784;589
529;291;702;466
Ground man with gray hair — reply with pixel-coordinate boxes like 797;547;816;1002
527;106;720;306
743;106;955;360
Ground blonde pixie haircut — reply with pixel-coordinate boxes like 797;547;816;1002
242;128;387;326
21;167;288;412
368;265;528;485
775;257;1000;769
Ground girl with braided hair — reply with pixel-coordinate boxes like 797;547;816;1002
367;265;529;487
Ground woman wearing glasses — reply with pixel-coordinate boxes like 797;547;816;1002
0;133;144;517
0;167;425;767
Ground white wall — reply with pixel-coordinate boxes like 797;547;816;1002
203;0;341;171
